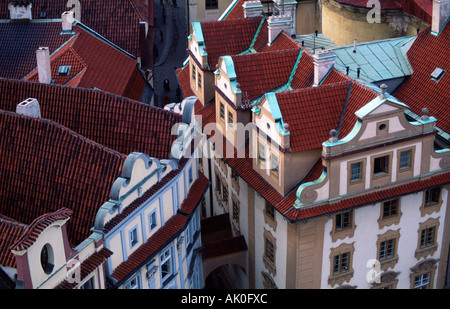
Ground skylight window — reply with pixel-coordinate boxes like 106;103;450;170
430;67;445;82
57;65;71;76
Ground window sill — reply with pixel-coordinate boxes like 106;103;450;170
328;270;354;288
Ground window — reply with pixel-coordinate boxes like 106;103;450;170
413;273;431;289
197;71;202;89
205;0;218;10
149;210;157;232
40;244;54;274
373;155;389;176
335;211;352;231
399;150;411;170
265;202;275;220
188;167;193;185
430;67;445;83
222;183;228;205
420;227;436;248
382;199;398;218
80;277;94;289
191;64;196;81
258;142;266;166
333;252;350;275
232;199;239;224
350;162;362;182
379;239;395;261
129;227;138;249
219;102;225;122
124;274;141;289
265;238;275;264
271;154;279;178
228;111;234;130
424;187;441;206
57;65;71;76
160;247;173;283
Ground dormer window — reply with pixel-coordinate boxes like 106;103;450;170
57;65;71;76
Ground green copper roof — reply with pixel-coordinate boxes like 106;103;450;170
333;36;416;83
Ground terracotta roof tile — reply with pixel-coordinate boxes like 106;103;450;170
233;49;300;102
276;82;353;152
201;17;262;69
0;0;146;56
0;110;126;246
0;215;27;268
394;24;450;134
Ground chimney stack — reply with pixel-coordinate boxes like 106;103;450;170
8;1;32;20
313;49;336;85
431;0;450;34
243;1;263;18
268;15;292;44
16;98;41;118
36;47;52;84
61;11;75;32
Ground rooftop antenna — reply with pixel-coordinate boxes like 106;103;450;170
313;30;318;53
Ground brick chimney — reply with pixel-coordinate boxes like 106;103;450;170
313;49;336;85
36;47;52;84
431;0;450;34
243;0;263;18
16;98;41;118
61;11;75;32
268;15;292;44
8;1;32;20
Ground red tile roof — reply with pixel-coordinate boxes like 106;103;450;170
6;22;146;100
200;17;263;69
394;24;450;134
0;110;126;246
290;49;315;89
11;208;73;252
276;82;353;152
0;215;27;268
0;78;181;160
0;0;146;56
232;49;300;102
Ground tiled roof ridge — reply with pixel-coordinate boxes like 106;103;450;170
11;208;73;252
0;214;27;230
279;79;354;96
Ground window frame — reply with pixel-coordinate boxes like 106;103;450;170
219;102;225;122
227;110;234;131
333;252;350;275
160;246;174;284
129;226;139;249
271;153;279;179
373;154;390;177
205;0;219;10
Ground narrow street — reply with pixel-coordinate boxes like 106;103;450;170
153;0;188;108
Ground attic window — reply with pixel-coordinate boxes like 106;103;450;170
430;67;445;82
39;7;47;19
57;65;71;76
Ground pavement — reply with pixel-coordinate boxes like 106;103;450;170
153;0;188;108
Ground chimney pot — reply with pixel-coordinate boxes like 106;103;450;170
62;11;75;32
8;1;32;20
313;49;336;85
268;15;292;44
36;47;51;84
16;98;41;118
243;1;263;18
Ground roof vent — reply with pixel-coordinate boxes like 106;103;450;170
57;65;71;76
16;98;41;118
431;67;445;81
8;1;32;20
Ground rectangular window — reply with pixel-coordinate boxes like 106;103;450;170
228;111;234;130
265;238;275;264
124;274;141;289
335;211;351;231
160;247;173;283
424;187;441;206
265;202;275;220
333;252;350;275
399;150;411;170
258;142;266;165
205;0;218;10
232;199;239;224
188;167;193;185
373;155;389;176
149;210;157;231
222;183;228;205
414;273;431;289
192;64;196;81
57;65;71;76
350;162;362;182
420;227;436;248
271;154;279;177
379;239;395;261
197;71;202;89
382;199;398;218
129;227;138;249
219;102;225;122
